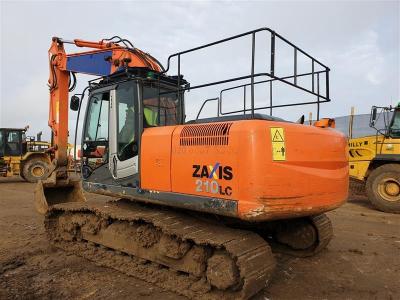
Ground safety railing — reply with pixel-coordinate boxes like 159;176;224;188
162;27;330;121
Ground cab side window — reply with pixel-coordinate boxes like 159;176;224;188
390;111;400;138
142;85;181;127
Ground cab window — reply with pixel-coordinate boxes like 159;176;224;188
5;131;22;156
84;92;110;142
389;110;400;138
142;84;182;127
82;91;109;164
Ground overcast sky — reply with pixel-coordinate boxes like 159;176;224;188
0;0;399;142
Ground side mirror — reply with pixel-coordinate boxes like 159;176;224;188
70;95;80;111
370;107;377;127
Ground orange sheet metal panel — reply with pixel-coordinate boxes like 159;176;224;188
171;122;238;200
140;126;175;192
234;120;349;221
171;120;348;221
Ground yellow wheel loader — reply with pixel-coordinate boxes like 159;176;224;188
0;127;52;182
349;105;400;213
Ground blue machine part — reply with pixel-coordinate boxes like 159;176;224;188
66;50;113;76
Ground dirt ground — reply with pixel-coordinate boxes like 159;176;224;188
0;177;399;300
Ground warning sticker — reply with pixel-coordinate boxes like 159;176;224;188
270;127;286;161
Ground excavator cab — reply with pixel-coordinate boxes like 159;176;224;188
36;67;186;213
79;71;184;184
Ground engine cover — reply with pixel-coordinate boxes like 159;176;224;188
141;119;348;221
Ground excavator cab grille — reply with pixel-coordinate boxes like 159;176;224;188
180;122;233;146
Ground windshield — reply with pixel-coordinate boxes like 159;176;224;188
389;109;400;138
84;92;110;142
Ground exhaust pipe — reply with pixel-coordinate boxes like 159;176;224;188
34;172;86;214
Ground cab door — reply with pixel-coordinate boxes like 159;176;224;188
81;88;111;179
109;81;140;181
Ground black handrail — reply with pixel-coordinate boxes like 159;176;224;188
218;70;328;116
162;28;329;73
160;27;330;121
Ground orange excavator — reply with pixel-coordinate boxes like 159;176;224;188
35;28;348;299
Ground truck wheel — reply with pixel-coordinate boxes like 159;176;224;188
22;159;50;183
366;164;400;213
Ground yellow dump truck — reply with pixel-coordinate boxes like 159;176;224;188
0;127;52;182
348;105;400;213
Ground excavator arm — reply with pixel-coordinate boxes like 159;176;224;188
36;36;164;213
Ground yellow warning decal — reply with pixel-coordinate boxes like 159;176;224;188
270;127;286;161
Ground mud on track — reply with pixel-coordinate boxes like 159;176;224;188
1;177;399;299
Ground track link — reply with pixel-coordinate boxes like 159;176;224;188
45;199;275;299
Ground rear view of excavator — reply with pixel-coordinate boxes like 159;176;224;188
35;28;348;299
